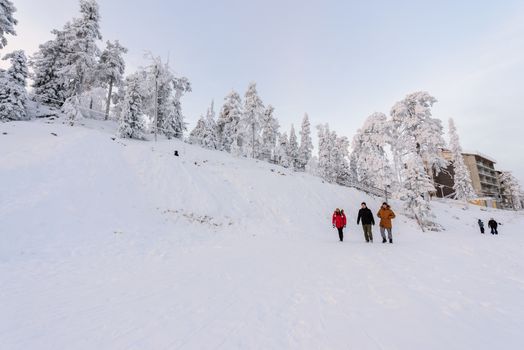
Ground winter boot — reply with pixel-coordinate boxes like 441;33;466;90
382;238;387;243
389;238;393;244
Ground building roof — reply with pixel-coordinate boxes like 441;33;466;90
462;150;497;163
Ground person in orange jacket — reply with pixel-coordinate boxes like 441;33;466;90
332;208;347;242
377;202;396;243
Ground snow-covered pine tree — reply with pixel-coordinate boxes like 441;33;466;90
0;0;17;49
401;154;439;230
241;82;264;158
260;104;279;161
30;27;70;107
98;40;127;120
140;56;191;139
350;112;394;190
0;50;29;121
118;74;145;139
287;124;299;169
60;0;102;97
297;113;313;170
275;132;290;168
448;118;476;202
498;171;522;210
390;91;448;183
216;90;242;152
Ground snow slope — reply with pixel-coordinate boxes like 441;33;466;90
1;119;524;350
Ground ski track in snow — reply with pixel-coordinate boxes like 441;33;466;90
1;119;524;349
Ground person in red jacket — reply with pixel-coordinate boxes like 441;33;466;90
332;208;347;242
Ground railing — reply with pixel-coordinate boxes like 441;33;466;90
340;180;387;199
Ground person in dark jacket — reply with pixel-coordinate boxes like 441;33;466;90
488;218;498;235
477;219;485;234
332;208;347;242
357;202;375;242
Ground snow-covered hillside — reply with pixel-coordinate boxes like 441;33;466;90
1;119;524;350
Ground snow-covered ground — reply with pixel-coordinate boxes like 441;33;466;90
1;119;524;350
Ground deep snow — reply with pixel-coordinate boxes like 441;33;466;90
1;118;524;350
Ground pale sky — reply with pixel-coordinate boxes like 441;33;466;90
3;0;524;184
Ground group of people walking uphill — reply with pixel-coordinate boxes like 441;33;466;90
332;202;396;243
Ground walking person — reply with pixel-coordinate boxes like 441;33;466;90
377;202;396;243
332;208;347;242
488;218;499;235
478;219;485;234
357;202;375;242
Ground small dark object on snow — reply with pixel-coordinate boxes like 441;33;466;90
50;132;58;137
174;150;179;156
111;137;116;141
2;132;7;135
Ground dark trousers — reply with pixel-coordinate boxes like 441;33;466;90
491;227;498;235
362;224;373;242
480;227;484;234
337;227;344;241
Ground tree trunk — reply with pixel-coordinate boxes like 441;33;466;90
105;78;114;120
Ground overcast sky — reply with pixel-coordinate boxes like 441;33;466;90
3;0;524;184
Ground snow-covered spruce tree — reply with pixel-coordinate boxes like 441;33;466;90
0;50;29;121
188;116;206;145
275;132;290;168
200;100;219;149
30;27;70;107
147;59;172;135
390;91;448;183
164;76;191;139
316;124;348;183
98;40;127;120
401;154;440;230
305;155;319;176
448;118;476;202
498;171;522;210
241;82;264;158
297;113;313;170
60;0;102;97
331;133;350;185
287;124;299;169
61;95;83;126
0;0;17;49
260;104;279;161
316;123;332;181
118;74;145;139
350;112;394;190
217;90;242;152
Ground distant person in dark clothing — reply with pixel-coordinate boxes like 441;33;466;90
488;218;499;235
478;219;485;234
332;208;347;242
357;202;375;242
